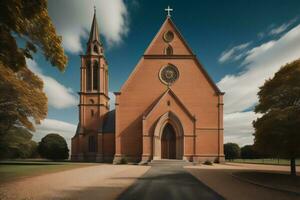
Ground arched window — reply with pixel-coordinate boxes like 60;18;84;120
93;45;98;54
88;135;96;152
93;61;99;90
86;61;92;91
89;99;94;104
165;45;173;55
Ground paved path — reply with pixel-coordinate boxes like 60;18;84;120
0;164;150;200
117;165;224;200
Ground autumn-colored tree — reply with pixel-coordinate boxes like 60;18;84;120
0;0;67;133
253;59;300;176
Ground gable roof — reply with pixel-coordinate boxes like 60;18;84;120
119;17;224;95
144;17;194;55
143;89;195;121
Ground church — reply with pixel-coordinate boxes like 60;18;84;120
71;8;225;164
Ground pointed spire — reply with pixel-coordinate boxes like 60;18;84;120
88;7;100;43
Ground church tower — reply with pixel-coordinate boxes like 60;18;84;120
71;8;110;162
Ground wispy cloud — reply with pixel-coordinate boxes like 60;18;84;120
219;22;300;145
27;59;78;109
48;0;129;53
269;18;297;36
218;42;251;63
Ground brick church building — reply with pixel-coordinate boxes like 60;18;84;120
71;9;225;164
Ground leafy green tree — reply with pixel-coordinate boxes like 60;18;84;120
0;0;67;134
224;143;240;160
38;133;69;160
241;145;259;159
0;127;38;159
253;59;300;176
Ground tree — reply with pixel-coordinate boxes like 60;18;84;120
0;0;67;134
0;126;38;159
253;59;300;176
38;133;69;160
224;143;240;160
241;145;259;159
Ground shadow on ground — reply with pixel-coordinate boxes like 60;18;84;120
117;166;225;200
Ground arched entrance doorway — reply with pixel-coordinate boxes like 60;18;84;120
161;123;176;159
153;112;184;160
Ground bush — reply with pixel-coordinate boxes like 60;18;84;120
38;133;69;160
224;143;240;160
203;160;213;165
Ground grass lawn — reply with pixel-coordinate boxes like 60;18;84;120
0;160;96;184
228;158;300;166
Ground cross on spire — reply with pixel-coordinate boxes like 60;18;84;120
165;6;173;17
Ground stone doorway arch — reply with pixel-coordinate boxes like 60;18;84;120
153;112;184;160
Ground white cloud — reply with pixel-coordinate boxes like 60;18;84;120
218;42;251;63
219;22;300;145
218;24;300;114
32;119;77;149
48;0;129;53
27;59;78;109
224;111;260;146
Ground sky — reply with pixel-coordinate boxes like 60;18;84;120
27;0;300;147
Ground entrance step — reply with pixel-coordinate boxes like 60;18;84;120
149;159;192;166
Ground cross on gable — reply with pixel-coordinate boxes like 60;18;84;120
165;6;173;17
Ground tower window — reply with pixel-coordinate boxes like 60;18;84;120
93;61;99;90
88;135;96;152
91;109;94;116
86;61;92;91
165;45;173;55
93;45;98;53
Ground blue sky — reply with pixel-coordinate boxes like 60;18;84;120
28;0;300;146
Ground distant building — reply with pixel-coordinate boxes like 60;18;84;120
71;8;224;164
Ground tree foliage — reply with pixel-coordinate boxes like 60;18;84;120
241;145;259;159
0;64;47;132
0;0;67;72
0;126;38;159
38;133;69;160
224;143;240;160
253;59;300;175
0;0;67;133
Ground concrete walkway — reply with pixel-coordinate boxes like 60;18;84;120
0;164;150;200
117;165;224;200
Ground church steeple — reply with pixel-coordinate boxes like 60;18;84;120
87;7;103;55
89;7;100;43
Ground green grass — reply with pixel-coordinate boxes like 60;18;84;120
227;158;300;166
0;160;96;184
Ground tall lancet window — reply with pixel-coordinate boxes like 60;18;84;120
93;45;99;54
86;61;92;91
165;45;173;55
93;60;99;90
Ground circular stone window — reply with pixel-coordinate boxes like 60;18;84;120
159;65;179;85
163;31;174;43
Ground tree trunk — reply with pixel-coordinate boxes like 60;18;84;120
290;157;296;176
